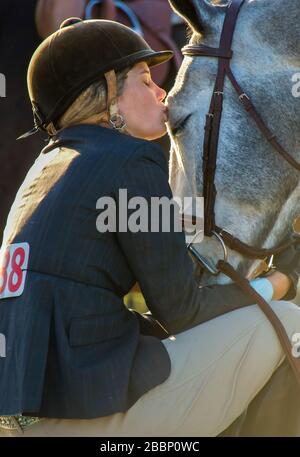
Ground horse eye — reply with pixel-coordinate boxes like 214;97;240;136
171;113;192;136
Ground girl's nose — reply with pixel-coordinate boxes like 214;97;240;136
155;83;167;102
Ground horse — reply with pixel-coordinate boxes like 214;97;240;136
166;0;300;286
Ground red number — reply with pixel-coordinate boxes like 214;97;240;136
0;249;10;294
8;247;25;293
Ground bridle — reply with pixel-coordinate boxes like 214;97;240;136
180;0;300;387
180;0;300;266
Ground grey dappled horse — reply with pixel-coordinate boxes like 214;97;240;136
166;0;300;285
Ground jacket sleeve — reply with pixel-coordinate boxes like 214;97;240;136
113;142;255;335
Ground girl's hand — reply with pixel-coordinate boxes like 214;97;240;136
266;271;292;300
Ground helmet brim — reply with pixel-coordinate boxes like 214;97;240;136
142;50;174;68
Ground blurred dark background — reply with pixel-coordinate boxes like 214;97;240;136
0;0;45;245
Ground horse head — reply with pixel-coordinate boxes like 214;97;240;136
167;0;300;284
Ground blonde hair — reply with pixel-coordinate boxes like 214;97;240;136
47;67;130;135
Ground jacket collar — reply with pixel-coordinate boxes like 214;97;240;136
41;124;123;154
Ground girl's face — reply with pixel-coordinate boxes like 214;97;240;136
117;61;168;140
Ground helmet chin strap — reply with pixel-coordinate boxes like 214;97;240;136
104;70;128;133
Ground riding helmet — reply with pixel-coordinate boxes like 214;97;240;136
24;18;173;135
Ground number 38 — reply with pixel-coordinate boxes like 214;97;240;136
0;243;29;298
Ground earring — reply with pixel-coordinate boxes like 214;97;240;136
110;114;126;130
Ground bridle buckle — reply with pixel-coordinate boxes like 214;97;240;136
239;92;249;101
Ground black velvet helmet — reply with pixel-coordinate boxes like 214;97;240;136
21;18;173;137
